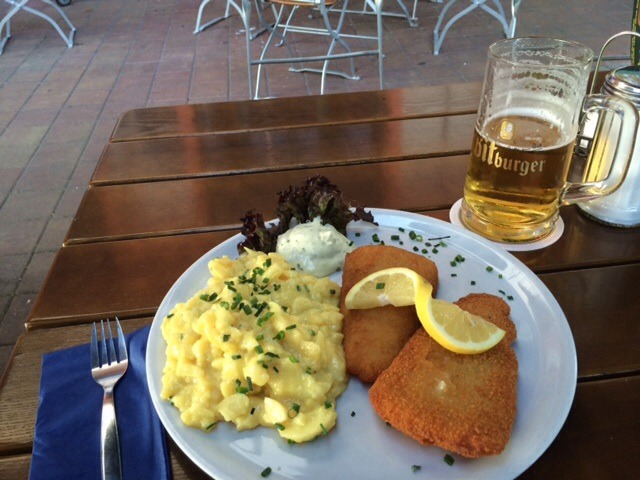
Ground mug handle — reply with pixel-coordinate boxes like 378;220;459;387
562;94;638;204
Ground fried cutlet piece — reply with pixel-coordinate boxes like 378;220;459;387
340;245;439;383
369;293;518;458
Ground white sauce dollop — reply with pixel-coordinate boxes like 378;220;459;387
276;217;355;277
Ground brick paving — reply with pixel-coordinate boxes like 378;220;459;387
0;0;633;375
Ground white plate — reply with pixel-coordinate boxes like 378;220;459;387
146;208;577;480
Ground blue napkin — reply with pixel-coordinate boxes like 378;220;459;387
29;325;171;480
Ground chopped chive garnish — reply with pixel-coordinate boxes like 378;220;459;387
167;313;174;318
231;354;242;360
391;234;400;241
257;312;274;326
273;330;285;340
285;324;297;330
444;454;455;466
265;352;280;358
486;266;494;272
222;334;230;342
200;292;219;302
372;233;380;243
375;282;385;289
289;356;299;363
206;422;217;430
411;465;421;472
289;403;300;418
254;345;264;354
274;423;285;431
324;401;332;409
320;423;328;435
471;280;476;285
261;466;272;477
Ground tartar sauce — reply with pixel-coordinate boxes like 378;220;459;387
276;217;355;277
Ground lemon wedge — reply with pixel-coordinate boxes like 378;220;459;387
416;295;506;354
344;267;433;309
344;267;505;354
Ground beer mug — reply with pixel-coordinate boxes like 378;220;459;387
460;37;639;243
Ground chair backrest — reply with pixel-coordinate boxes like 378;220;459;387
269;0;341;6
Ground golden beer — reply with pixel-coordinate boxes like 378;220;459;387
461;114;575;242
462;38;637;244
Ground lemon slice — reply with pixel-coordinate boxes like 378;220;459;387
344;267;505;354
416;292;506;354
344;267;433;309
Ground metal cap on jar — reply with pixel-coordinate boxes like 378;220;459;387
602;66;640;108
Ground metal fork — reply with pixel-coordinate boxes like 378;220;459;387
91;318;128;480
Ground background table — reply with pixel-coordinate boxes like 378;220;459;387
1;80;639;479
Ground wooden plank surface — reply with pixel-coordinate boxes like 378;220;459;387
28;232;234;329
93;114;476;185
519;376;640;479
0;454;31;479
109;83;483;142
2;317;638;477
513;207;640;273
540;263;640;380
68;156;470;244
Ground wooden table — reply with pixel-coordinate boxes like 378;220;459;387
1;81;639;479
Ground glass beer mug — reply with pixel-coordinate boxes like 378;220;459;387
459;37;639;243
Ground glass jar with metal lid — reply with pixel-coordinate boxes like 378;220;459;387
578;33;640;227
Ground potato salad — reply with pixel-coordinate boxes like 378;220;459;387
161;250;347;443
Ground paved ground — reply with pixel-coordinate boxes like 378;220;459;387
0;0;633;376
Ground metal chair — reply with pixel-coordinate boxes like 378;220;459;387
433;0;523;55
0;0;75;55
250;0;384;99
332;0;419;28
194;0;269;39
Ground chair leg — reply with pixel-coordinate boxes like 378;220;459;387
250;0;384;97
254;4;298;99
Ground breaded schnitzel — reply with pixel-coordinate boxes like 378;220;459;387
340;245;439;383
368;293;518;458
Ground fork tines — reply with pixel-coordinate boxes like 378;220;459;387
91;318;128;368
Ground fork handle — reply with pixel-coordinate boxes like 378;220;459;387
101;387;123;480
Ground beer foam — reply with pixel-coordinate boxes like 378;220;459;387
484;108;574;150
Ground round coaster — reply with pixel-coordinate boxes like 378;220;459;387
449;199;564;252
